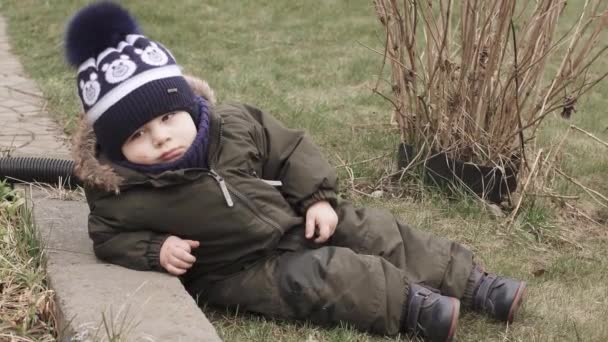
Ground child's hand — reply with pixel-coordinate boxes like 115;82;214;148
305;200;339;243
159;236;200;276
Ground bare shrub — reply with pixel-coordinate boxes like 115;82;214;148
372;0;607;173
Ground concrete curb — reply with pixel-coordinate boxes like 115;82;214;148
0;13;222;342
28;188;221;341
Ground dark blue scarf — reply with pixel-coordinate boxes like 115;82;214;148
117;96;211;174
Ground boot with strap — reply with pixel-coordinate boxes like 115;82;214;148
470;269;527;323
402;283;460;342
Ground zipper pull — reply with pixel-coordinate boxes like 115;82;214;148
208;169;234;207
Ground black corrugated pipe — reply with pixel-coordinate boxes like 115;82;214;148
0;157;81;188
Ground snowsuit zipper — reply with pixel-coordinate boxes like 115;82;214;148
208;119;282;232
208;169;234;207
225;182;283;232
208;168;283;232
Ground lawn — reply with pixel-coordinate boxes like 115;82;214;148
0;0;606;341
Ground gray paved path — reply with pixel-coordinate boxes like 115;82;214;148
0;14;221;342
0;18;68;158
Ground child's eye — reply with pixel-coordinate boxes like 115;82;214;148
129;131;143;141
161;113;174;122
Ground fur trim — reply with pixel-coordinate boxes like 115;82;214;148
184;74;217;105
71;74;217;192
71;118;124;193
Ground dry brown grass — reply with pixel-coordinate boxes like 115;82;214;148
0;183;56;341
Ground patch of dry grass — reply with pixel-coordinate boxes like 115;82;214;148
0;182;56;341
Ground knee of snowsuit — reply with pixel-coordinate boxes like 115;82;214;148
187;201;475;336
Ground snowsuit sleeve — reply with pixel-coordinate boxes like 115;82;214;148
239;104;339;214
86;188;169;272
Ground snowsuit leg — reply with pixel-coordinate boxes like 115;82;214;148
189;201;475;336
197;246;409;335
331;201;475;298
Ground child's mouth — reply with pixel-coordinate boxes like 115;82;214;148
160;148;183;162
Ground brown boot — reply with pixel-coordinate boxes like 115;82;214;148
472;272;526;323
403;284;460;342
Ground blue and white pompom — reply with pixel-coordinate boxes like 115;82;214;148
65;1;141;67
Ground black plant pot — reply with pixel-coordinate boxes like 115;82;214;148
396;143;519;203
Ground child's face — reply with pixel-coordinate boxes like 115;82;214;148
121;111;197;165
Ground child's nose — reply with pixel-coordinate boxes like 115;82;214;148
152;128;171;147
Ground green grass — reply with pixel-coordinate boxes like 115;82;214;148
0;181;56;341
0;0;607;341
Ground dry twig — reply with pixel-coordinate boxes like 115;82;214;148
507;149;544;229
570;125;608;148
336;153;391;168
554;168;608;208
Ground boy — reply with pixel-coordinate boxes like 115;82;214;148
67;3;526;341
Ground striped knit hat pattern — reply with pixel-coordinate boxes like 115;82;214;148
65;1;197;160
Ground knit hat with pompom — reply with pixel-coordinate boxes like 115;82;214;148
65;1;198;161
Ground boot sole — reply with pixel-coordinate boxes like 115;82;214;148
445;297;460;342
506;281;526;324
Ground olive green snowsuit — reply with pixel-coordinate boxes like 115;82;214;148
79;102;475;335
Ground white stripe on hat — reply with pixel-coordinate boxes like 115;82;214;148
77;58;96;73
126;34;146;44
86;64;182;125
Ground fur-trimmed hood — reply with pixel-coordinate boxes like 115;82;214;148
71;74;217;193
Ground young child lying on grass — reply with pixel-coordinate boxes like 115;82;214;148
67;2;526;341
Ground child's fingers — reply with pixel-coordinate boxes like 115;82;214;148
305;215;316;239
169;255;193;269
315;222;330;243
185;240;200;248
174;248;196;264
175;239;194;253
165;264;187;276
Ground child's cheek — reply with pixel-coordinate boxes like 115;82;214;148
137;144;154;160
